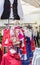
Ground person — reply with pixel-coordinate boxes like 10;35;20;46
0;0;23;20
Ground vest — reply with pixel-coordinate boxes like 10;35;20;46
1;0;20;20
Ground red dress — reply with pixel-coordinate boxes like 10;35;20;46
2;29;10;47
1;51;22;65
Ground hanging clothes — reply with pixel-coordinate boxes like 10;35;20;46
18;28;25;61
21;28;33;65
30;39;35;52
2;28;11;54
1;50;22;65
1;25;35;65
1;0;23;20
2;28;10;46
10;26;20;54
18;28;24;47
30;28;35;52
14;26;20;45
24;28;33;58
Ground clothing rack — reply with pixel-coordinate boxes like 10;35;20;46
4;20;23;27
4;19;33;28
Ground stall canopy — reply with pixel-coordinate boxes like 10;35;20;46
22;0;40;8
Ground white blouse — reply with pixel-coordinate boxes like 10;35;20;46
9;0;14;19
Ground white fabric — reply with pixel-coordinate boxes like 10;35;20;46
0;0;4;18
10;28;14;36
18;0;23;20
5;39;8;44
36;56;40;65
2;29;4;36
9;0;14;19
32;48;40;65
9;0;14;4
16;29;19;34
23;54;27;60
0;44;2;47
32;54;40;65
24;28;32;40
0;0;23;19
24;28;28;36
13;37;16;43
33;28;38;37
10;49;16;54
21;39;24;47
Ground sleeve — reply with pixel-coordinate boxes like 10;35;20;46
0;0;4;18
17;0;23;20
